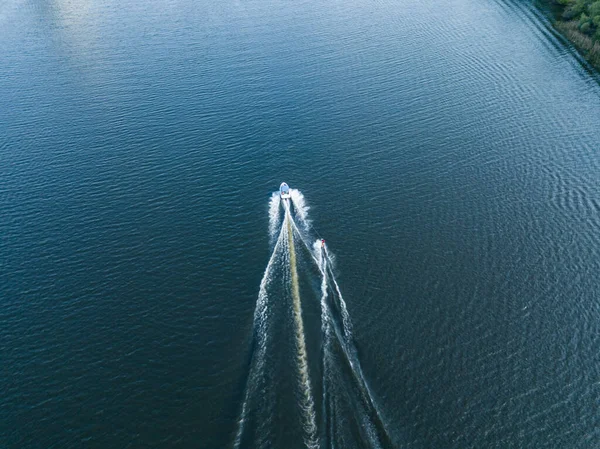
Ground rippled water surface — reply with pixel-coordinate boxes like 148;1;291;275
2;0;600;447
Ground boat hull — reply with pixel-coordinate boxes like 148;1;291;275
280;182;291;199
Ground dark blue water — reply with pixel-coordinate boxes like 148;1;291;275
2;0;600;447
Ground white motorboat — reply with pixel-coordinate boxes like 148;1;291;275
280;182;291;199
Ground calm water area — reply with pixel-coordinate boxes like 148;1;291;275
2;0;600;447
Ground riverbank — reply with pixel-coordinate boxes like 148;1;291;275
539;0;600;69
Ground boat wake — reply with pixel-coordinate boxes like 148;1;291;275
234;186;392;449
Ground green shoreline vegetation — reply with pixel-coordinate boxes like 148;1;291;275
543;0;600;69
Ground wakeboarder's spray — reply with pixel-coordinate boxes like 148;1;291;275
321;243;390;449
315;239;332;447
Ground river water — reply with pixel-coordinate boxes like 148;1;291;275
2;0;600;447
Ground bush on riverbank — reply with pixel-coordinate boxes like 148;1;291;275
555;20;600;66
548;0;600;67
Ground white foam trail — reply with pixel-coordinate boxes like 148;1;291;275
233;223;286;449
289;213;316;260
268;192;281;242
321;245;388;448
314;239;331;336
315;239;331;448
290;189;311;233
327;257;352;341
314;240;329;318
285;207;319;449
